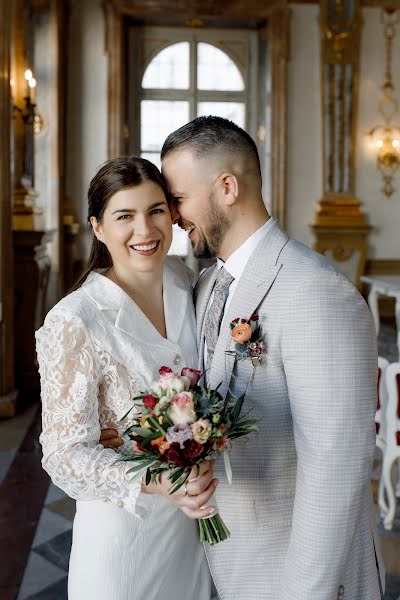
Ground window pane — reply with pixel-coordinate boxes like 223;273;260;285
141;100;189;152
169;225;190;257
142;42;190;89
197;102;245;128
141;152;161;170
197;43;244;91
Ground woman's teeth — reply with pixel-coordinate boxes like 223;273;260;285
132;241;158;251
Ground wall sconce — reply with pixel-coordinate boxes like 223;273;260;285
13;68;44;133
368;6;400;197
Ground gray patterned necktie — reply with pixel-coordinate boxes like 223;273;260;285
204;266;234;373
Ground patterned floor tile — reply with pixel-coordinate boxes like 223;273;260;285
34;530;72;572
44;483;67;506
16;551;66;600
32;508;72;549
384;574;400;600
46;496;76;522
22;576;67;600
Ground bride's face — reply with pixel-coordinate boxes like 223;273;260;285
91;181;173;275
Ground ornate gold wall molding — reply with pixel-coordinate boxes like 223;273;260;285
0;0;18;416
268;6;290;227
311;0;371;289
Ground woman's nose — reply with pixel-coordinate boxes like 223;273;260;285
133;214;152;236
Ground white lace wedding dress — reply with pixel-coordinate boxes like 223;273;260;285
35;258;212;600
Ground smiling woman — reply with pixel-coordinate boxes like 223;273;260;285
35;154;214;600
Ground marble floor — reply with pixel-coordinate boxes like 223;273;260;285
0;320;399;600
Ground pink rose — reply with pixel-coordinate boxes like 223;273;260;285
168;392;197;425
181;368;201;387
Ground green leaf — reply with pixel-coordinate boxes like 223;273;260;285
119;406;135;422
169;469;190;495
168;468;184;484
231;393;246;425
145;467;152;485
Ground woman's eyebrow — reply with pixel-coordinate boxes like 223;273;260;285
111;202;166;215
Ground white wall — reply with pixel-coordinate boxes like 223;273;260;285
357;7;400;258
66;0;107;259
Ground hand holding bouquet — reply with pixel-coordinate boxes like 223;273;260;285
118;366;258;545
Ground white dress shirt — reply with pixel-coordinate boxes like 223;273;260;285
203;218;273;367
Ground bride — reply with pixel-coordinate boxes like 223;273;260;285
35;156;216;600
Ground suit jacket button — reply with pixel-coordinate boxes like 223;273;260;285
337;585;344;598
173;355;181;365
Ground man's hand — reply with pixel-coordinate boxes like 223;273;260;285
142;460;218;520
100;428;124;449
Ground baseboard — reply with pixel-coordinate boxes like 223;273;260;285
0;389;18;418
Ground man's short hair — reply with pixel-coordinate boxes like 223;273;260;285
161;115;261;178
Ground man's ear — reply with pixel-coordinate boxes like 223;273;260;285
90;216;104;243
218;172;238;207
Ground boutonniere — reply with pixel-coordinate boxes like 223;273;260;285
225;314;266;366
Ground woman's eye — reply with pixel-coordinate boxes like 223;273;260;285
151;208;164;214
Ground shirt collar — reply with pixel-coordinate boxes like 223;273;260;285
216;218;274;280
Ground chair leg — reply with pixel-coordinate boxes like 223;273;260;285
382;456;396;530
395;460;400;498
378;473;388;519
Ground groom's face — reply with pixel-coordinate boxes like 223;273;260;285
162;148;229;259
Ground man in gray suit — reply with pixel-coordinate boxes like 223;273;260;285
102;116;384;599
160;116;384;600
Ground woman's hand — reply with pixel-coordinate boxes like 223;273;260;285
142;460;219;520
100;428;124;449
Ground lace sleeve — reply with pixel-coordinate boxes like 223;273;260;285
35;311;144;516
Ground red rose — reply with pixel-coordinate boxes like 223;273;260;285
181;368;201;387
159;366;173;376
250;314;259;321
143;394;158;410
183;439;205;460
165;443;186;467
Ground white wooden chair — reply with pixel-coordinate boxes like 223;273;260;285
376;357;389;518
381;361;400;530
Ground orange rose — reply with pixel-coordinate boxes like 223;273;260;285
231;323;252;343
150;436;170;455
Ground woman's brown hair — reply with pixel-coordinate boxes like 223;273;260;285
71;156;169;291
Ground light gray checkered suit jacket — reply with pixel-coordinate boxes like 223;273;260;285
195;218;384;600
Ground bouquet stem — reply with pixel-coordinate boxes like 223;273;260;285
198;513;230;545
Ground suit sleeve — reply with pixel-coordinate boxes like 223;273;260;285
279;271;378;599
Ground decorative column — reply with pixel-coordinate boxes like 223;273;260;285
11;0;44;230
0;0;18;416
311;0;371;288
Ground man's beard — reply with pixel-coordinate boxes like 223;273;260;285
193;192;230;259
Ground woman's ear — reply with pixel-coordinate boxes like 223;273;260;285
218;173;239;207
90;216;104;242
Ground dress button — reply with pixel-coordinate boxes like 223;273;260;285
337;584;344;598
117;500;123;508
173;355;181;365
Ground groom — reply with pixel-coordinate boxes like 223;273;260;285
102;116;384;599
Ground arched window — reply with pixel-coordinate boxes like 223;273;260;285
139;31;254;169
128;28;256;257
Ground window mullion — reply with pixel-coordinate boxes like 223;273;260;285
190;36;197;120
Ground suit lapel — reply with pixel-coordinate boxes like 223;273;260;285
208;219;289;396
194;266;218;371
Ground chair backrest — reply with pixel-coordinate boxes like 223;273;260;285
376;357;389;440
384;361;400;447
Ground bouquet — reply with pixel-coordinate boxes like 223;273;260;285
117;366;258;545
